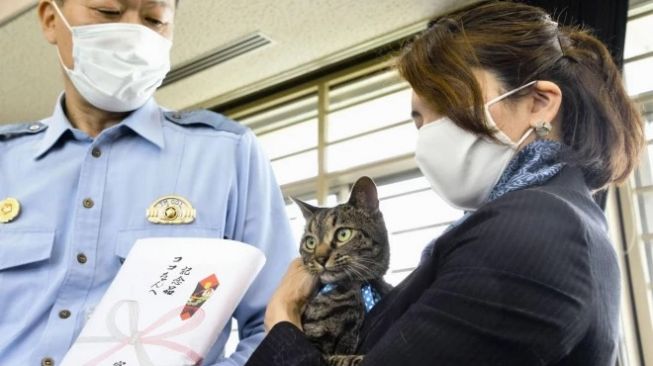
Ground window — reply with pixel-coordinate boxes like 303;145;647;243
240;94;319;186
377;176;460;285
615;2;653;364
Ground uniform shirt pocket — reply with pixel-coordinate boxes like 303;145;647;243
0;229;55;271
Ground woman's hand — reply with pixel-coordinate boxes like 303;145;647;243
264;258;318;332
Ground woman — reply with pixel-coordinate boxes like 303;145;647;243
246;1;644;365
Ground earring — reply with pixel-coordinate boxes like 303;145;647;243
532;120;552;138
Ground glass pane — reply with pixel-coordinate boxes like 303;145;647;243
288;215;304;250
388;225;449;273
385;270;413;286
271;150;317;186
634;143;653;187
327;123;416;172
644;242;653;285
625;13;653;59
377;177;430;199
636;191;653;239
257;119;317;160
380;190;462;233
645;115;653;142
328;88;412;142
224;321;239;357
286;203;307;249
624;56;653;96
330;70;406;110
240;94;318;134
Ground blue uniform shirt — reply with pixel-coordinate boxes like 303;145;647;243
0;96;296;365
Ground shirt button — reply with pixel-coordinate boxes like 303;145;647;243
83;198;94;209
59;310;71;319
91;148;102;158
41;357;54;366
29;124;41;131
77;253;88;264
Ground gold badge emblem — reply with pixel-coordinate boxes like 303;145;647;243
147;196;196;224
0;197;21;223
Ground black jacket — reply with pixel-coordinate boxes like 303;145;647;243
246;167;620;366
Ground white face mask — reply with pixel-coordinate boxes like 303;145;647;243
415;81;537;211
51;1;172;112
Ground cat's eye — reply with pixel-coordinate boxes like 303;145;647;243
335;228;353;243
304;236;317;251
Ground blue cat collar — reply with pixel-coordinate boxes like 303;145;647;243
319;282;381;313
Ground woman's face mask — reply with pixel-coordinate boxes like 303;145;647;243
51;1;172;112
414;81;537;211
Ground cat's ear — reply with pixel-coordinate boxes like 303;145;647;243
292;197;319;220
348;176;379;211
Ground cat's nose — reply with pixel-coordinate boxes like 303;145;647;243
315;256;328;266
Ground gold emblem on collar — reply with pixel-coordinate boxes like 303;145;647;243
0;198;21;223
147;195;196;224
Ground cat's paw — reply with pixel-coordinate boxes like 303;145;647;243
326;354;364;366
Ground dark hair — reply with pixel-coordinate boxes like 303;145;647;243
396;0;644;189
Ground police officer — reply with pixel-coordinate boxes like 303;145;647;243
0;1;296;365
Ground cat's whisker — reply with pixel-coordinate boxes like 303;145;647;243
344;270;355;283
352;261;376;271
347;262;376;281
346;265;367;283
341;264;360;280
353;257;381;266
351;261;378;272
345;269;363;283
349;259;378;274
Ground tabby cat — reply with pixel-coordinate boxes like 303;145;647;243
294;176;392;366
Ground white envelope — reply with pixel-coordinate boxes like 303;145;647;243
61;237;266;366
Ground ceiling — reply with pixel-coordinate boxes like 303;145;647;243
0;0;36;26
0;0;474;124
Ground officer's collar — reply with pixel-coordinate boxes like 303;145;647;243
34;94;165;159
121;98;165;150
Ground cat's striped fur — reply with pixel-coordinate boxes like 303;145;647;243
294;177;392;366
